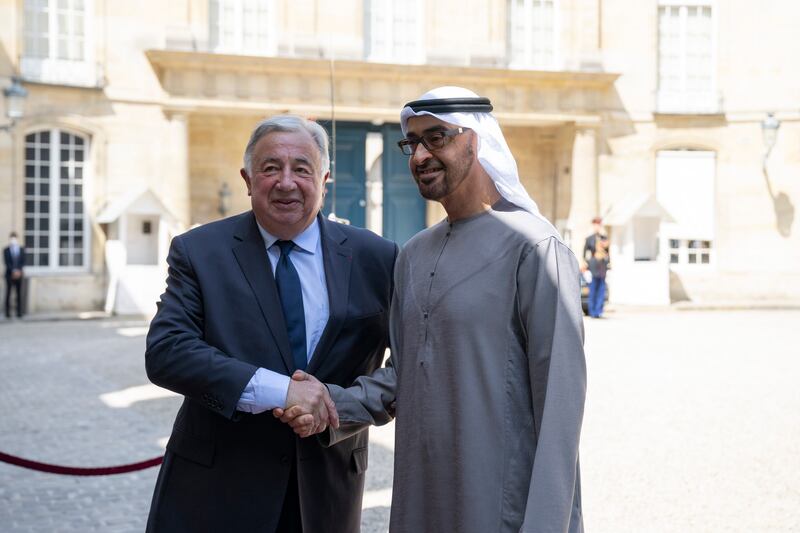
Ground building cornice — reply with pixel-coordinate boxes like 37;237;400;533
146;50;620;88
145;49;619;124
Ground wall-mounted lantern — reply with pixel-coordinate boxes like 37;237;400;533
761;112;780;169
1;76;28;130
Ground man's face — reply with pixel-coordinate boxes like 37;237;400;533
593;222;602;234
405;115;476;202
240;130;328;239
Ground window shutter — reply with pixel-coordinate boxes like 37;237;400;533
658;6;682;95
24;0;52;59
209;0;221;50
508;0;527;66
656;150;715;241
509;0;556;69
366;0;390;61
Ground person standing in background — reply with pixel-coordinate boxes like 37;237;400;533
583;216;608;263
4;232;25;319
588;236;609;318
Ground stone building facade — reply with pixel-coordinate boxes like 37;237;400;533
0;0;797;313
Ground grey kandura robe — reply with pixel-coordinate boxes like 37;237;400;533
327;199;586;533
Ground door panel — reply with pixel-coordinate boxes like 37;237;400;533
321;123;367;228
382;124;426;245
319;122;426;245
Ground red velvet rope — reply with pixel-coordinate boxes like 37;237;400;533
0;450;163;476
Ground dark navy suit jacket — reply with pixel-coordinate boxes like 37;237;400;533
3;246;25;280
145;211;397;533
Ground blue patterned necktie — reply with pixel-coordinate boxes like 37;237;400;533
274;240;307;371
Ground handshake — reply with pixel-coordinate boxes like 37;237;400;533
273;370;339;438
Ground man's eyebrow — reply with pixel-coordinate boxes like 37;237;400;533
256;156;314;166
292;155;314;166
406;125;448;138
256;156;280;166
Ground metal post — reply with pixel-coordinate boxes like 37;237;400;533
329;40;337;216
10;129;17;230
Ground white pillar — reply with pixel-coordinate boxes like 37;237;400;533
163;112;190;229
568;126;599;245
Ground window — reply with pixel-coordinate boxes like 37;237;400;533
656;150;715;267
508;0;558;69
668;239;711;265
24;129;89;271
209;0;276;55
657;1;716;113
364;0;424;64
22;0;96;87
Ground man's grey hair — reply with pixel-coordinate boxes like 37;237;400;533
243;115;330;177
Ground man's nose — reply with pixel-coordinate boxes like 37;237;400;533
410;142;433;164
276;169;297;189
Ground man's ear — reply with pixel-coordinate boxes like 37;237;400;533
321;171;330;197
240;168;252;196
469;129;480;151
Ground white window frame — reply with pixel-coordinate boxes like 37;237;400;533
656;0;718;113
21;0;97;87
23;128;91;274
209;0;277;56
667;238;714;267
507;0;560;70
364;0;425;64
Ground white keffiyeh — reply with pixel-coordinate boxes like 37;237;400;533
400;86;553;229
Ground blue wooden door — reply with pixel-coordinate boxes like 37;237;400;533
321;123;367;227
382;124;426;245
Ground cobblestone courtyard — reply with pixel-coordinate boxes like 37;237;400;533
0;309;798;532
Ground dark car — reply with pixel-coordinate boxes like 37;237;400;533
580;275;590;315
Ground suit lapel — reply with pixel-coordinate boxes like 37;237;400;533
231;212;294;374
306;216;351;375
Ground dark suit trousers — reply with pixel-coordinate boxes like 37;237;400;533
277;462;303;533
5;277;23;317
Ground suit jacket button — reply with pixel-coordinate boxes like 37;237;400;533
280;455;289;464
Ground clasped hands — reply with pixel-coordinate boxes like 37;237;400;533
273;370;339;438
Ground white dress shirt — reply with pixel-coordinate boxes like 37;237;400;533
236;218;330;413
9;243;20;260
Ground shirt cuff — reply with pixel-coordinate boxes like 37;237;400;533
236;368;291;414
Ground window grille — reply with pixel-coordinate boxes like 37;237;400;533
23;129;89;271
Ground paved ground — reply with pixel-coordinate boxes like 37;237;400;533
581;309;800;533
0;309;798;532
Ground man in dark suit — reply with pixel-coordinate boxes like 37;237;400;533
4;231;25;318
145;115;397;532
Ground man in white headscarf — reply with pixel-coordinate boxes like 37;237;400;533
278;86;586;533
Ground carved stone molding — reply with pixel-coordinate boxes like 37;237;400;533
146;50;619;124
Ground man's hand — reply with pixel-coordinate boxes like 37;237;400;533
273;371;339;438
